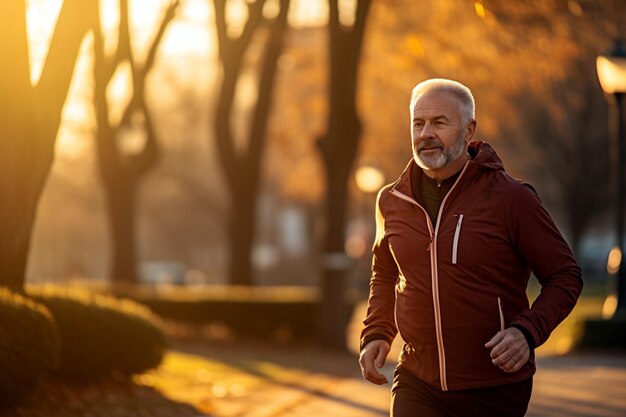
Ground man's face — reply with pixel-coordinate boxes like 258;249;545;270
410;91;469;171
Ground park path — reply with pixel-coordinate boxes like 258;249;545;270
157;341;626;417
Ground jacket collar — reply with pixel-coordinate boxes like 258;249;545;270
390;141;504;194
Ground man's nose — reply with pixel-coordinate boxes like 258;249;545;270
419;122;434;139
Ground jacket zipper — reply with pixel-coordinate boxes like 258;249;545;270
389;161;469;391
451;214;464;265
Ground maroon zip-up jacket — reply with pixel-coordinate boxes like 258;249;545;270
360;141;582;391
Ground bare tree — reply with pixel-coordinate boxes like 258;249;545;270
0;0;96;291
317;0;372;349
487;0;618;255
211;0;290;286
92;0;178;286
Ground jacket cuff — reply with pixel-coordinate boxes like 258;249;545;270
359;333;389;352
511;324;536;350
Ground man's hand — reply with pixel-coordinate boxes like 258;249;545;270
359;339;391;385
485;327;530;373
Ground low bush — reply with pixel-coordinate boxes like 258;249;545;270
27;285;166;380
0;287;59;409
123;286;357;343
574;312;626;349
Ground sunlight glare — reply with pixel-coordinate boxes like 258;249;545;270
355;166;385;193
211;385;227;398
607;247;622;274
226;0;248;37
56;133;89;159
183;0;211;24
57;37;95;159
164;0;215;57
118;123;148;156
263;0;280;19
290;0;327;27
100;0;120;56
106;62;133;126
474;1;486;19
555;338;573;355
130;0;174;61
345;234;367;259
602;294;618;319
195;369;213;383
63;100;93;128
338;0;356;27
26;0;62;84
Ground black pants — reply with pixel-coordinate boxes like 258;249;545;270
391;365;533;417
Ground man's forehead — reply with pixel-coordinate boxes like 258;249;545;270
411;91;461;117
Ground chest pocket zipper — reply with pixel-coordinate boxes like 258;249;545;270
451;214;464;264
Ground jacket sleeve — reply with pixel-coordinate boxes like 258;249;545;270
508;183;583;348
360;187;399;351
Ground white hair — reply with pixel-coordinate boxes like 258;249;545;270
410;78;475;126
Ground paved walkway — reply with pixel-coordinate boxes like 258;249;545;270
159;341;626;417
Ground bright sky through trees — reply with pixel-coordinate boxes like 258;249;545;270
24;0;344;158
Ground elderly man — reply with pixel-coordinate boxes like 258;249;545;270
359;78;582;417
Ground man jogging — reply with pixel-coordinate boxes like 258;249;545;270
359;78;582;417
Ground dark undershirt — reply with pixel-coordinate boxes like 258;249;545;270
411;165;461;226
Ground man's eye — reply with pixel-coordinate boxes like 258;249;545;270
414;122;423;128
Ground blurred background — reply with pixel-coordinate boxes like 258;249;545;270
2;0;625;349
24;0;619;285
3;0;626;414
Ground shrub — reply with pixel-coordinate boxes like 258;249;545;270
574;312;626;349
0;287;59;409
124;286;357;343
27;285;166;380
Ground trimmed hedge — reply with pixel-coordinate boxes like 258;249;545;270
0;287;59;409
27;285;166;380
122;286;357;343
574;312;626;349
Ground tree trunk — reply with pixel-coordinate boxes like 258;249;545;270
211;0;290;286
0;0;94;290
106;177;138;285
318;162;353;348
316;0;371;350
0;196;38;291
228;183;256;286
92;0;175;287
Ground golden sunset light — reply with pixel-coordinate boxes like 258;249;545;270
3;1;625;415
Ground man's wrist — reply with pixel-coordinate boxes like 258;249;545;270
511;324;536;350
359;333;389;352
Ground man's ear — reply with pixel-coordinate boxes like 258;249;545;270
465;120;477;143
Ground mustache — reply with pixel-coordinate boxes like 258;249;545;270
416;139;443;151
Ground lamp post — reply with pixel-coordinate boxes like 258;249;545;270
597;39;626;315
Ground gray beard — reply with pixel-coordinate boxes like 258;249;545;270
413;136;466;170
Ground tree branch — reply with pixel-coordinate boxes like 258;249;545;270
247;0;290;170
93;1;123;174
120;0;179;129
36;0;97;131
212;0;268;189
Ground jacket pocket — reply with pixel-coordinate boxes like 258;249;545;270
497;297;505;332
451;214;464;264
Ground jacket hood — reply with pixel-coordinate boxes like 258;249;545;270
467;141;504;172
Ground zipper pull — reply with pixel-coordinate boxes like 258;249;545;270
427;235;434;251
